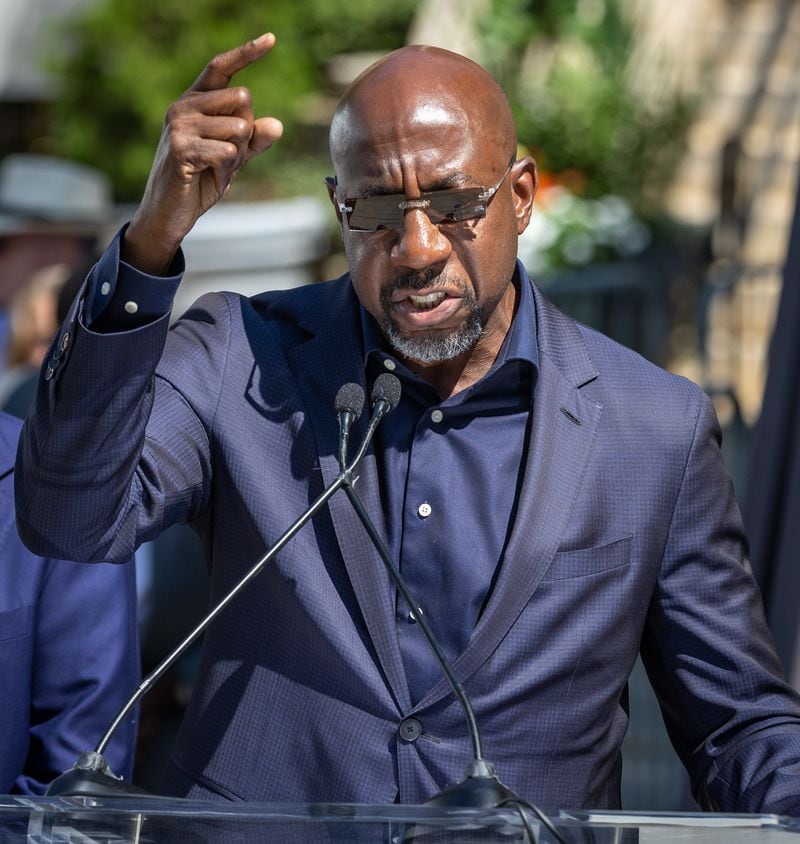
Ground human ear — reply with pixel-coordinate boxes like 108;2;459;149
511;157;538;235
325;176;345;226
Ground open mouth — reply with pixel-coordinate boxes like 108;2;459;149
389;289;463;329
406;290;447;310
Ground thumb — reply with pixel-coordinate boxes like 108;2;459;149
247;116;284;158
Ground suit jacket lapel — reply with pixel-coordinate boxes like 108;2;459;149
417;284;602;709
287;283;411;713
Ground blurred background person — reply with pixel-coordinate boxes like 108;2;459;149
0;154;113;378
0;262;69;416
0;410;139;794
0;158;140;787
7;263;63;369
0;259;90;418
0;151;206;793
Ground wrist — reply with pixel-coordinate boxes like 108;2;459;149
122;216;182;276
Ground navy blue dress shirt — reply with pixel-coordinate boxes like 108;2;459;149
361;272;538;703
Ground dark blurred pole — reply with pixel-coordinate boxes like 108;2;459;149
743;178;800;686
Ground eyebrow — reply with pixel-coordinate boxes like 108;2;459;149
353;170;480;198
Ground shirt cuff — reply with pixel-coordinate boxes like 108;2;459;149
85;224;185;332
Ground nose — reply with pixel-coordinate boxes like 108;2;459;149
389;208;451;270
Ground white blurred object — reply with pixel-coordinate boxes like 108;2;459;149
176;197;331;316
622;0;726;106
0;0;93;100
406;0;490;62
0;154;112;235
518;190;651;275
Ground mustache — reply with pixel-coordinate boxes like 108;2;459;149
389;266;459;293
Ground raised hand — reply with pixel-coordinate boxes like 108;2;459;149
124;33;284;275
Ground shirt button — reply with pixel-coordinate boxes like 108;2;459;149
45;366;54;381
431;409;443;423
60;333;70;351
407;607;423;624
418;502;432;518
399;718;423;742
383;359;396;371
124;300;139;315
100;282;111;295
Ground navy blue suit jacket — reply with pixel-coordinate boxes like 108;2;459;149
0;412;138;794
15;240;800;812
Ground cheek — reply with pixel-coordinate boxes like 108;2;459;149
342;229;384;273
343;241;385;316
343;231;392;286
456;230;519;309
459;230;514;281
474;209;521;277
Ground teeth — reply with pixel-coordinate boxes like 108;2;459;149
407;291;446;310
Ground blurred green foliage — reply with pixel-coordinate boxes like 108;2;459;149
44;0;693;214
45;0;417;200
479;0;694;214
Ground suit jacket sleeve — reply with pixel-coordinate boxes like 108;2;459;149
640;391;800;814
15;231;228;563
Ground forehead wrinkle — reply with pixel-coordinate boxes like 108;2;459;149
334;125;478;195
349;169;481;199
332;86;478;174
333;111;508;192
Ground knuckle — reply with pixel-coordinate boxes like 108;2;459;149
165;101;183;123
207;54;227;75
232;118;251;138
220;142;239;162
230;86;252;109
169;131;189;155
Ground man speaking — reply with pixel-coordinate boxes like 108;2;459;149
15;34;800;812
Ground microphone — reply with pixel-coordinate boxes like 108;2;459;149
335;382;365;471
341;373;401;476
371;372;401;417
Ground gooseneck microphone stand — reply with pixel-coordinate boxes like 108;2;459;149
337;377;513;803
338;377;568;844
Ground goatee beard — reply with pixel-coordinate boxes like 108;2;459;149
379;271;485;364
380;309;484;364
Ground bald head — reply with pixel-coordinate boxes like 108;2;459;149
329;46;516;178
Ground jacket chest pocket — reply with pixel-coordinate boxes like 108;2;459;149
543;535;632;581
0;604;33;642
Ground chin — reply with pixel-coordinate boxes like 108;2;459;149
385;320;483;365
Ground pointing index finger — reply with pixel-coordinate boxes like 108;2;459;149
190;33;276;93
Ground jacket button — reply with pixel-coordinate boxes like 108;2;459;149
399;718;422;742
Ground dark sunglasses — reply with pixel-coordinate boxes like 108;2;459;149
326;156;516;233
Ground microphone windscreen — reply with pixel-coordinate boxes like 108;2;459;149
371;373;402;413
334;382;365;418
